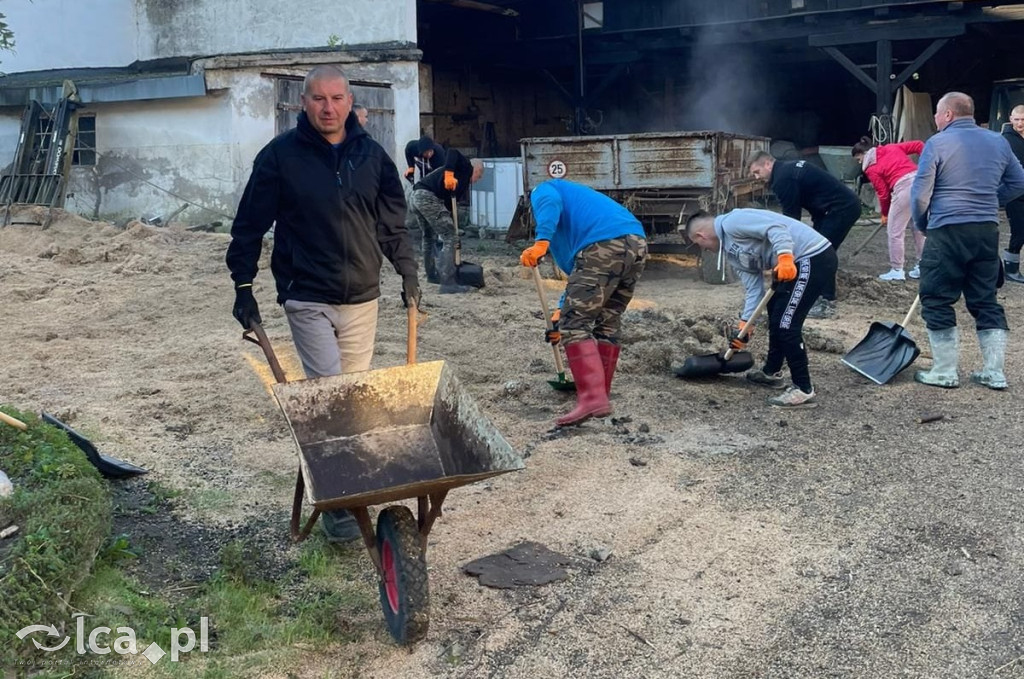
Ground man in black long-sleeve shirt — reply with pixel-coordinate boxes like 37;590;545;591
749;151;861;318
1002;104;1024;284
408;149;484;292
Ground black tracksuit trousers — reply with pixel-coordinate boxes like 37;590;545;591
812;203;860;301
763;248;839;392
918;221;1008;332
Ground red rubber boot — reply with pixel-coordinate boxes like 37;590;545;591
596;340;620;395
556;340;612;426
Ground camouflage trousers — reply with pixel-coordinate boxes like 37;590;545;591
560;234;648;345
409;189;457;281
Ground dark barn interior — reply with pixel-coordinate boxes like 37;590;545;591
416;0;1024;155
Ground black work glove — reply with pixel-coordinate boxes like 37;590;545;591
401;275;421;309
232;284;262;329
545;311;561;345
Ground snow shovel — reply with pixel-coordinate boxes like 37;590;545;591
41;412;148;478
451;196;484;288
674;285;776;379
841;295;921;385
530;265;576;391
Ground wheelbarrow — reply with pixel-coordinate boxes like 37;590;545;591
242;307;522;645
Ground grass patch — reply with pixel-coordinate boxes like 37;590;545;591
77;534;377;677
0;406;113;671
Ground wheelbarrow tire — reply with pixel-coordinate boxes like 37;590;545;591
376;505;429;644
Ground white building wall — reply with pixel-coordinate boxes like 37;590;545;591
0;0;416;73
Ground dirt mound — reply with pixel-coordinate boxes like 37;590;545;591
837;269;916;307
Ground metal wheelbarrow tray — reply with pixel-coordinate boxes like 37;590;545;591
244;311;522;645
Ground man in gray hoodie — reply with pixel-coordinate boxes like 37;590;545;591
685;208;837;408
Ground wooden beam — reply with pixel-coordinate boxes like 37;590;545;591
892;38;950;90
877;39;893;114
422;0;519;17
821;46;876;94
809;19;964;47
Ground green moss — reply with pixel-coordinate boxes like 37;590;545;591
0;406;112;669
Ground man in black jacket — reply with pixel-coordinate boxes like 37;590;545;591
1002;104;1024;284
403;135;446;183
408;149;484;292
749;150;861;318
226;65;419;542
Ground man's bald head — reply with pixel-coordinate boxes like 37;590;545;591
1011;104;1024;136
934;91;974;131
683;211;719;251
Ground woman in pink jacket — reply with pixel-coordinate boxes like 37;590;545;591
852;136;927;281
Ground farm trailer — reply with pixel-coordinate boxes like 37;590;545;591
512;131;770;283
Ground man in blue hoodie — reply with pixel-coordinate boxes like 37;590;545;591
520;180;648;426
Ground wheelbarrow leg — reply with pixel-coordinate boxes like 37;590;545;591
351;507;383;573
290;469;320;542
416;491;449;552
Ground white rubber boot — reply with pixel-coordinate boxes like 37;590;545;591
914;327;959;388
970;328;1008;390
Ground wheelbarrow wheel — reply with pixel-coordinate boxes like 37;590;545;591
376;505;429;644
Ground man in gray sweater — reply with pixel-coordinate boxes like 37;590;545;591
911;92;1024;390
686;208;837;408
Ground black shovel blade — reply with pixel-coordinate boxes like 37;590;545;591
841;321;920;385
674;350;754;379
456;261;485;288
41;412;149;478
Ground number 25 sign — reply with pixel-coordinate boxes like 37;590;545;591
547;159;567;179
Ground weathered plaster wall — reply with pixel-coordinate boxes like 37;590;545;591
0;60;419;224
137;0;418;60
0;0;416;73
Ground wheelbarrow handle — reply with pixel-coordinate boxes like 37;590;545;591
0;411;27;430
242;322;288;384
723;285;776;361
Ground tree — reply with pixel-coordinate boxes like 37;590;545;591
0;12;14;52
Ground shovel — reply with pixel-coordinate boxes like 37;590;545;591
674;285;775;379
851;219;886;257
841;295;921;385
450;196;485;288
530;266;576;391
41;413;148;479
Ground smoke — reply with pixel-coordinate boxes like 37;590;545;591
673;41;774;135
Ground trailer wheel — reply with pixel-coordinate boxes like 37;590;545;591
376;505;429;644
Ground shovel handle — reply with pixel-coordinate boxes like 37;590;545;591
723;286;776;361
0;411;27;430
900;295;921;328
852;221;886;257
530;266;568;374
450;196;462;267
407;305;418;365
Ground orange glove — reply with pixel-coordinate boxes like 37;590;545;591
520;240;550;267
404;167;415;183
444;170;458;192
729;319;752;350
880;215;888;226
773;252;797;282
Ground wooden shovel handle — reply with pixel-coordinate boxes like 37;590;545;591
530;266;568;374
723;286;776;361
407;305;418;365
900;295;921;328
0;411;28;430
